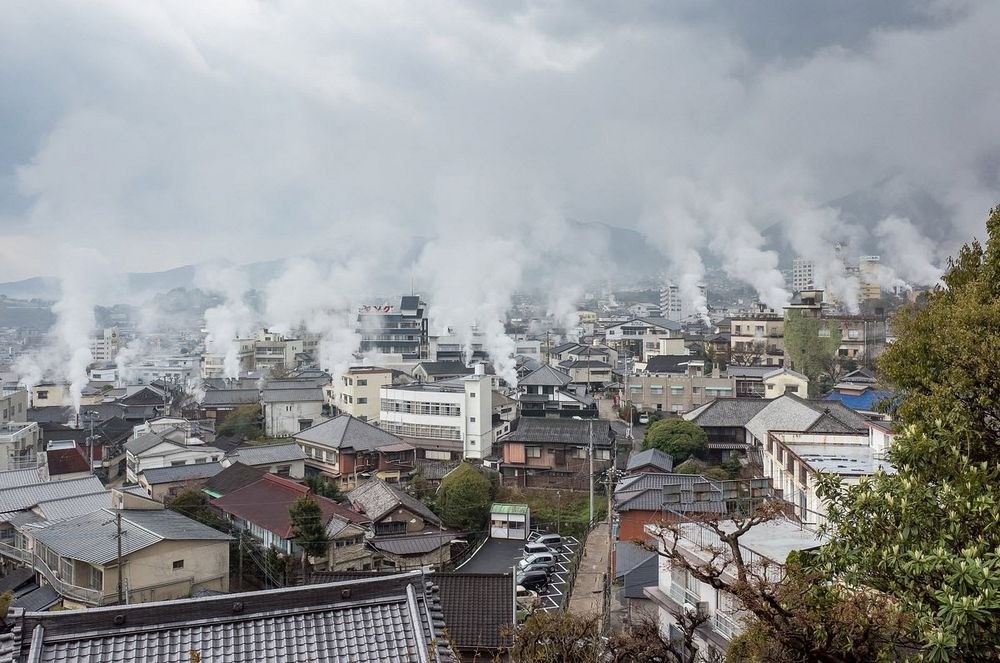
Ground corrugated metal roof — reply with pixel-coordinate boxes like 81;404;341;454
140;462;223;485
501;418;614;447
226;443;306;466
35;491;111;522
30;509;230;566
0;467;49;490
0;476;105;514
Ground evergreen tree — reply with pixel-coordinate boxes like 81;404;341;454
289;495;329;581
438;463;492;533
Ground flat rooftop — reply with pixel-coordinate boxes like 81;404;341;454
791;443;894;475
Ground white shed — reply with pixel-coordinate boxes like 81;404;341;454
490;503;530;540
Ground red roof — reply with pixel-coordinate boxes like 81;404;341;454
46;447;91;476
211;474;369;539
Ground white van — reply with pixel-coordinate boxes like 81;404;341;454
518;552;556;571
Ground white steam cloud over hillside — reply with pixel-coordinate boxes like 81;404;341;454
4;1;998;375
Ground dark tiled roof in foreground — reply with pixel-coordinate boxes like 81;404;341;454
0;572;455;663
310;571;513;652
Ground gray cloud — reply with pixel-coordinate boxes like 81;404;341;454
1;0;998;304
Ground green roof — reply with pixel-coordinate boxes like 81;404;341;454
490;503;529;515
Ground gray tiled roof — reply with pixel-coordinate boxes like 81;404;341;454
33;491;111;523
518;365;572;387
199;388;260;406
369;531;457;555
140;462;223;485
29;509;230;566
501;418;614;447
348;477;441;526
124;429;184;455
261;387;325;403
294;415;403;451
0;476;105;515
745;395;868;443
0;571;455;663
225;442;306;466
11;585;59;612
684;398;770;428
415;361;475;376
0;467;49;490
626;448;674;473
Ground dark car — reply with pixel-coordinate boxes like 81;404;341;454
520;561;556;576
534;533;563;550
516;570;550;593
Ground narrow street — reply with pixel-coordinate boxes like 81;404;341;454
567;520;610;617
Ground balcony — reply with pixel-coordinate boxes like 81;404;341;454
668;581;700;607
713;611;741;639
0;541;104;606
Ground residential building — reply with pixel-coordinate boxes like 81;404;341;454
412;361;477;383
644;517;825;654
762;429;892;525
660;282;705;322
0;572;457;662
429;329;487;363
0;389;28;424
335;366;393;421
498;418;615;482
683;398;771;452
197;387;260;424
222;442;307;479
824;367;894;416
262;380;328;437
3;506;230;608
379;368;501;460
213;473;373;571
729;311;785;367
726;365;809;399
89;326;121;363
614;541;658;623
124;425;223;484
201;461;266;498
0;421;41;472
346;477;455;569
200;343;255;380
556;359;614;388
784;290;888;363
44;442;92;481
612;473;728;550
516;364;597;419
624;448;674;474
294;415;416;488
791;258;815;292
119;355;199;386
859;255;882;301
137;462;223;502
604;318;683;362
357;295;430;360
628;358;734;416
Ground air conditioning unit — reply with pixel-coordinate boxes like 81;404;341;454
696;601;710;618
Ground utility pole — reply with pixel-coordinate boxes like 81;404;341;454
116;511;124;604
238;531;244;592
589;418;594;522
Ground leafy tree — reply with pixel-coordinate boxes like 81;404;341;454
783;310;842;397
289;495;329;580
216;404;263;440
0;590;13;617
438;462;492;532
508;611;602;662
812;207;1000;661
720;455;742;479
167;489;229;531
304;474;343;501
643;420;708;463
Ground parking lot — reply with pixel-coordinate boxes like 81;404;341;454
455;531;580;613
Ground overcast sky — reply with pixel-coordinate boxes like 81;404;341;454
1;1;998;294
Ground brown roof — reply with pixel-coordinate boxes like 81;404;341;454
211;474;368;538
45;447;91;476
202;462;265;496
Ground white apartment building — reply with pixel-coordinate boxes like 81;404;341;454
859;255;882;301
791;258;815;292
335;366;393;422
645;518;825;656
378;367;498;459
0;421;42;472
604;318;683;362
90;327;121;363
659;282;705;323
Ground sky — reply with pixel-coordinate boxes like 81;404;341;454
1;0;999;302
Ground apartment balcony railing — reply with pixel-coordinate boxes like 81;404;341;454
0;541;103;606
713;611;741;640
668;581;700;607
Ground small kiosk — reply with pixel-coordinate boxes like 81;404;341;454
489;503;530;540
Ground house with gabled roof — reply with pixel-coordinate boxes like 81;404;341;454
516;364;597;419
293;414;416;488
124;426;223;484
221;441;306;479
212;473;372;572
498;418;615;482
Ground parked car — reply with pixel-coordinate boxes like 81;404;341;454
534;533;563;549
638;412;650;425
518;552;556;572
523;541;555;556
516;585;541;611
520;562;556;576
516;570;550;593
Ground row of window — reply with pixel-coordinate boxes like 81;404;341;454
380;399;461;417
341;394;368;405
380;421;462;440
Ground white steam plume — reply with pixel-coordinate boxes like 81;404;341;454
196;265;256;379
874;216;944;287
783;205;861;313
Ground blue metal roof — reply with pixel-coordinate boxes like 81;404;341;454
824;390;894;412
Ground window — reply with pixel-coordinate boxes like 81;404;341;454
276;465;291;477
36;391;48;400
847;329;860;339
173;560;184;570
649;385;664;395
194;457;207;464
171;460;186;466
357;397;368;405
691;387;700;394
596;449;611;460
526;446;542;458
670;386;684;395
375;521;407;536
470;392;476;398
357;379;368;386
469;417;476;422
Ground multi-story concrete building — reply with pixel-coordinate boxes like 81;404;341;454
90;327;121;363
0;421;42;471
0;389;28;424
659;282;705;322
791;258;815;292
262;381;328;437
335;366;393;422
604;318;683;362
357;296;429;361
859;255;882;301
729;311;785;367
378;367;503;459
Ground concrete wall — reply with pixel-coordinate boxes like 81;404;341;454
106;538;230;604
